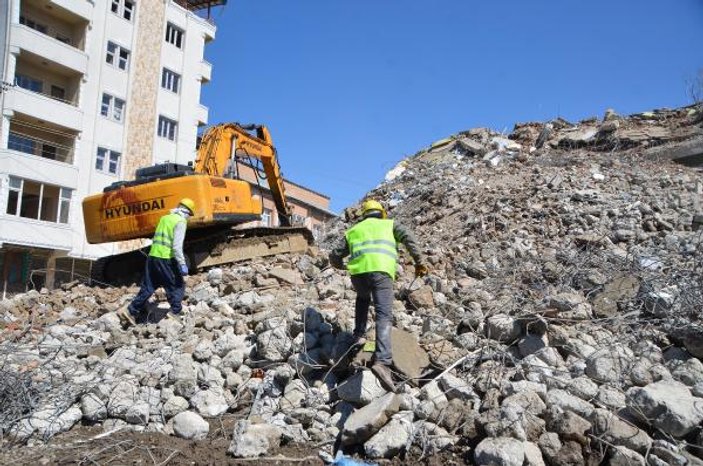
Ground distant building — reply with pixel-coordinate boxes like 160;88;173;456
0;0;220;296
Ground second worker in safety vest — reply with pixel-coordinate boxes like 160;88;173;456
119;198;195;326
329;199;428;392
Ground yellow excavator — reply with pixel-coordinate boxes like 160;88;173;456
82;123;313;285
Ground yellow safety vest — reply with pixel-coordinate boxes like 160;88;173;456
345;218;398;279
149;213;184;259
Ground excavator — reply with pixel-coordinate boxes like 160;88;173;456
82;123;313;285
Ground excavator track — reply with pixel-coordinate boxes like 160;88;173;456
90;227;314;287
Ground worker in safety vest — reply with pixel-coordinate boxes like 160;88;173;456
329;199;428;392
119;198;195;326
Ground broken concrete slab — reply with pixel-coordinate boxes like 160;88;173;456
341;392;401;446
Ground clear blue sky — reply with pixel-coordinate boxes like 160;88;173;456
201;0;703;213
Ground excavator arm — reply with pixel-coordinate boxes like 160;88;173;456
194;123;293;226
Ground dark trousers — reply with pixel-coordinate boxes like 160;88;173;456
129;256;184;315
351;272;394;366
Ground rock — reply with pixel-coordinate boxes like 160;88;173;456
391;328;430;380
545;389;594;418
163;396;189;418
584;345;633;383
81;393;107;422
523;441;546;466
228;421;282;458
475;437;525;466
341;392;401;446
671;357;703;386
408;285;434;308
592;275;639;318
269;267;303;285
257;327;292;362
107;380;139;418
190;389;229;418
364;411;413;458
590;408;652;454
420;380;449;410
411;421;456;455
567;376;598;400
207;268;224;286
610;446;645;466
173;411;209;440
125;401;150;425
627;379;703;437
596;385;626;409
545;405;590;441
485;313;521;342
337;370;387;406
439;372;476;402
279;379;308;412
519;334;548;357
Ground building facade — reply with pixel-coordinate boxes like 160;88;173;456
0;0;218;295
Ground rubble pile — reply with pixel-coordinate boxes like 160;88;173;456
2;104;703;465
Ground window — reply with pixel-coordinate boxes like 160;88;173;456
261;208;272;227
161;68;181;93
8;133;36;155
5;176;71;224
157;116;177;141
15;74;43;93
106;41;130;70
96;147;121;175
100;93;126;122
165;23;184;48
19;15;48;34
50;85;65;100
111;0;135;21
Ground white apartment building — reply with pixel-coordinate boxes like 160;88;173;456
0;0;222;295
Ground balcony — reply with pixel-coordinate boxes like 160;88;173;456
6;115;78;165
5;86;83;132
200;60;212;83
46;0;93;22
11;23;88;75
196;104;209;126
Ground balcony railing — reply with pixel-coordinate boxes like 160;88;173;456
15;78;78;107
19;15;82;50
7;130;74;164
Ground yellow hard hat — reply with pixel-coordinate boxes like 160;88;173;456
179;198;195;215
361;199;386;218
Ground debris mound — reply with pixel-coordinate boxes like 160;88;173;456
2;104;703;465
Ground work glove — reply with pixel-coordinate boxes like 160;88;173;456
415;263;429;278
179;264;189;276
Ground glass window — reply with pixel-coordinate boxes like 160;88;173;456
111;0;119;13
50;85;66;100
15;74;43;93
157;116;177;141
123;0;134;21
118;48;130;70
96;147;121;175
7;176;21;215
20;16;47;34
106;41;117;65
40;185;59;222
8;133;36;155
113;98;125;122
165;23;184;48
41;144;57;160
161;68;181;93
59;188;71;224
19;180;41;220
101;93;111;117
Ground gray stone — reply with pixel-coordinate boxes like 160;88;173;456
391;328;430;380
439;372;477;402
170;354;198;398
125;401;150;425
475;437;525;466
585;345;633;383
163;396;189;418
269;267;303;285
337;370;386;406
545;389;594;418
228;421;282;457
173;411;210;440
257;327;292;362
193;340;214;361
567;376;598;400
80;393;107;422
545;405;590;439
420;380;449;410
341;392;401;446
190;389;229;418
596;385;626;409
207;268;223;286
279;379;308;412
107;380;139;418
485;313;521;342
96;312;121;333
610;446;645;466
671;357;703;386
411;421;456;455
364;411;413;458
518;334;548;357
627;379;703;437
590;408;652;454
213;330;247;358
523;441;546;466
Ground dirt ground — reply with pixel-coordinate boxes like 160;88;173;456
0;416;472;466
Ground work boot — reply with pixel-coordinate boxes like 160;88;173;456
117;306;137;326
371;363;396;393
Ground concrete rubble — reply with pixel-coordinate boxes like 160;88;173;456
1;103;703;463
